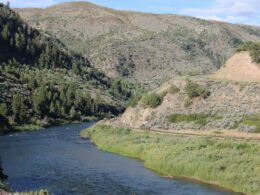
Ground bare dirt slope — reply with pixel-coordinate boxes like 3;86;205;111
213;52;260;82
114;77;260;133
16;2;260;87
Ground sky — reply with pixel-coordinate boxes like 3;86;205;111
0;0;260;26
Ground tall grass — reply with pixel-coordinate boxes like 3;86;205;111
81;124;260;195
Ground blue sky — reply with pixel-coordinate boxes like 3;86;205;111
1;0;260;26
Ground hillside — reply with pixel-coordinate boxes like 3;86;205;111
17;2;260;87
0;4;141;134
112;76;260;133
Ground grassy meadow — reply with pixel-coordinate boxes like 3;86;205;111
81;124;260;195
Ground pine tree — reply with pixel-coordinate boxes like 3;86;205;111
69;106;77;119
0;103;7;117
33;86;48;117
49;101;56;115
15;32;23;50
72;61;79;74
1;25;9;41
12;93;20;121
11;93;26;123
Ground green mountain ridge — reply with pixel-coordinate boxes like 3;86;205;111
0;3;142;134
17;1;260;87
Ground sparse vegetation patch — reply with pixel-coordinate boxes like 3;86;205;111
168;113;222;126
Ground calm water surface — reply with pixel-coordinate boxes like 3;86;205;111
0;122;235;195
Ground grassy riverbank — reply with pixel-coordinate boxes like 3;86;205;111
81;124;260;195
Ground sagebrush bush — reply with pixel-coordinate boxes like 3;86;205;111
167;84;180;94
184;98;193;108
141;93;163;108
185;81;210;99
127;95;142;108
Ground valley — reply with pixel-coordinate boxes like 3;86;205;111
0;1;260;195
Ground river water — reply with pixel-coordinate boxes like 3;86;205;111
0;122;234;195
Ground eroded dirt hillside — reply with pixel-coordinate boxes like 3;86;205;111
113;77;260;132
213;52;260;82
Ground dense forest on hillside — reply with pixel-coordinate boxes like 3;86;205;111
0;3;143;134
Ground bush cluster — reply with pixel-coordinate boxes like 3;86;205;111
141;93;163;108
185;81;210;99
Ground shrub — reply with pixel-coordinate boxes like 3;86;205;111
167;84;180;94
242;115;260;133
236;42;260;63
184;98;192;108
141;93;163;108
127;95;142;108
159;91;168;98
159;84;180;98
185;81;210;99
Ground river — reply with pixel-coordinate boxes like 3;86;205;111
0;122;235;195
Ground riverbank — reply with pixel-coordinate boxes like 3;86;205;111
1;116;100;135
81;123;260;195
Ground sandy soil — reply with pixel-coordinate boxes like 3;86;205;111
213;52;260;82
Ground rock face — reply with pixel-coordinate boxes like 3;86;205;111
115;77;260;132
17;2;260;87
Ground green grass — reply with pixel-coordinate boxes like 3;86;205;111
13;124;43;132
81;124;260;195
168;113;222;126
242;115;260;133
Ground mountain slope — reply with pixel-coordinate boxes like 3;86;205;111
17;1;260;87
0;3;140;133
